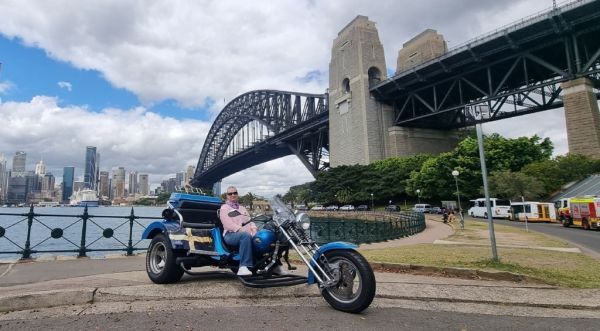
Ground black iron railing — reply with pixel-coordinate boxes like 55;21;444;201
0;205;162;260
309;211;426;244
0;206;426;260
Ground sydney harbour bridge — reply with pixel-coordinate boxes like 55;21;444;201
191;0;600;189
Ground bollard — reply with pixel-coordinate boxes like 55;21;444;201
21;204;35;260
78;206;89;257
126;207;136;256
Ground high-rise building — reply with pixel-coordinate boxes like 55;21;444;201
185;165;195;184
83;146;97;190
112;167;126;198
0;154;7;202
175;172;184;188
62;166;75;203
73;181;85;192
6;171;36;204
41;173;55;199
98;171;110;199
35;159;46;176
138;174;149;196
128;171;138;196
12;151;26;173
95;152;100;191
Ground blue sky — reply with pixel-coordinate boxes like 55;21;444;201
0;36;215;121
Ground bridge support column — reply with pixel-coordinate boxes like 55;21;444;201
387;127;461;156
562;78;600;158
328;16;393;167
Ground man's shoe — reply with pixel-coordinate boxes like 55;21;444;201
237;266;252;276
272;264;287;275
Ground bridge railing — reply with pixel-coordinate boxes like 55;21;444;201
307;211;426;244
0;205;161;260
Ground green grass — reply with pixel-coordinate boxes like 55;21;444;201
358;218;600;288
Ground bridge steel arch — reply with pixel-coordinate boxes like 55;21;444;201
191;90;328;188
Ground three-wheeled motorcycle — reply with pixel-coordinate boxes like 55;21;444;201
141;192;376;313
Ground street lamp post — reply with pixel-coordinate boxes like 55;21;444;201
370;193;374;211
416;189;421;204
452;170;465;230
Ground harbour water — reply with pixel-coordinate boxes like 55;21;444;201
0;206;165;260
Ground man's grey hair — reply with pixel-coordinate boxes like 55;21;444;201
226;186;237;192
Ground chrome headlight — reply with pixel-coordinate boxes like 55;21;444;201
295;212;311;230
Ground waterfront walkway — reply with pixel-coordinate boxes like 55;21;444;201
1;219;599;319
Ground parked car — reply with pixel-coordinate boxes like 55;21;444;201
339;205;355;211
356;205;369;211
385;205;400;212
295;204;308;211
431;206;443;214
311;204;325;211
412;203;432;213
325;205;339;211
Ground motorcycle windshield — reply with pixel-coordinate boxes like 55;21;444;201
269;196;295;225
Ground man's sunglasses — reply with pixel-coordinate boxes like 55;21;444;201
227;192;238;196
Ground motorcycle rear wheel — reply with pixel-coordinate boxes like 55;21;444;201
321;250;376;313
146;233;184;284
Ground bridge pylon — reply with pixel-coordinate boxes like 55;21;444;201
562;78;600;158
329;16;460;167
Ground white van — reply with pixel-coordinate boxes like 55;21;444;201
468;198;511;219
412;203;432;213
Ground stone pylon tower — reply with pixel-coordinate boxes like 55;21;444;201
328;16;394;166
561;78;600;158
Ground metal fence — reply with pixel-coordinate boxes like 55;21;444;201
309;211;426;244
0;205;162;260
0;206;426;260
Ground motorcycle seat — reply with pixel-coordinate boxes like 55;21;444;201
175;200;222;229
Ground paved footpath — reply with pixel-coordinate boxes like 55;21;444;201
1;219;600;319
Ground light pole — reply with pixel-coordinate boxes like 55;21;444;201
452;170;465;230
416;189;421;204
370;193;374;211
476;119;499;261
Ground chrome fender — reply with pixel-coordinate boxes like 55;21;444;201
307;241;358;284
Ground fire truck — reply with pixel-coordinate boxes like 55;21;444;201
562;197;600;230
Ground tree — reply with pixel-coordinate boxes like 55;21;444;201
238;192;256;209
488;170;545;200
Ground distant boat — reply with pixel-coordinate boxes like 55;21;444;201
70;189;99;207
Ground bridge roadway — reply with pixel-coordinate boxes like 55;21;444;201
1;219;600;328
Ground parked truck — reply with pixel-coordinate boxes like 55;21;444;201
562;197;600;230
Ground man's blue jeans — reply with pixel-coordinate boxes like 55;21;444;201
224;231;253;267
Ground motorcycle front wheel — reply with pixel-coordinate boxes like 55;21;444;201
321;250;376;313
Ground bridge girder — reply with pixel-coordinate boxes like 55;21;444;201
371;0;600;129
191;90;328;188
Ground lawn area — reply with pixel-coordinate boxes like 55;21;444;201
360;219;600;288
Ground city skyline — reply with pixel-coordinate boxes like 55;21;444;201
0;0;585;197
0;148;192;197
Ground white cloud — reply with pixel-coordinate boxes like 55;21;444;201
57;81;72;91
222;156;314;198
0;80;15;94
0;0;556;110
0;97;210;187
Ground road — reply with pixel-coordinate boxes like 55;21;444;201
1;304;598;330
468;216;600;258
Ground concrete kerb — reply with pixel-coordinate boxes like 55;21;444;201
369;262;535;283
0;288;96;313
